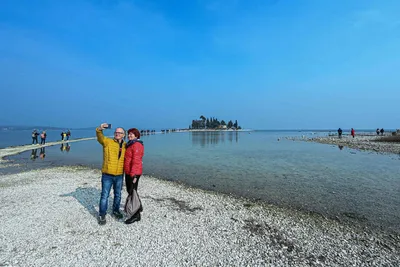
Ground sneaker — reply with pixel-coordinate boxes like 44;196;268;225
113;210;124;219
98;215;106;225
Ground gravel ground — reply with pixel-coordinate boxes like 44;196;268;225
287;134;400;155
0;167;399;267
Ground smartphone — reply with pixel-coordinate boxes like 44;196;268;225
105;124;112;129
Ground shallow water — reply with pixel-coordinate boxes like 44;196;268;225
0;129;94;148
2;130;400;233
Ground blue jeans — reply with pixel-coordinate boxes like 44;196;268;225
99;173;123;216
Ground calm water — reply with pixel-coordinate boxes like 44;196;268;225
2;129;400;233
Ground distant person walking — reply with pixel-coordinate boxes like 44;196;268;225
32;130;39;144
338;128;343;138
351;128;355;138
376;128;380;135
61;131;64;141
40;131;47;145
96;123;126;225
66;130;71;140
63;132;67;141
380;128;384;136
124;128;144;224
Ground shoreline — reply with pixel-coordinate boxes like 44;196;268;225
175;129;253;132
287;134;400;155
0;146;399;265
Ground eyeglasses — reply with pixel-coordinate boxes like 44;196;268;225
114;132;124;135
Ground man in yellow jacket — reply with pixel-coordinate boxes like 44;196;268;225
96;123;126;225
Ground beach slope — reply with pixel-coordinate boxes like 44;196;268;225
0;167;399;266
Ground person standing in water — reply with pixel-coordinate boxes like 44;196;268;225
337;128;343;138
40;131;47;145
32;130;39;144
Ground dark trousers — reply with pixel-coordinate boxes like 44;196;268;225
41;138;46;145
125;174;141;194
32;137;38;144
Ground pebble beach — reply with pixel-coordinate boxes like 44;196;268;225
0;162;399;266
288;133;400;155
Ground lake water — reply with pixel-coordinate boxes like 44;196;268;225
1;129;400;233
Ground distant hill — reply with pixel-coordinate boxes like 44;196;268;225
0;125;96;131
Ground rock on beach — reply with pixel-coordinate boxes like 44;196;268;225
0;166;399;266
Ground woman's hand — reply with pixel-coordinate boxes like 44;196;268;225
133;177;137;184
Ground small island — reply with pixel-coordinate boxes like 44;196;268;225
189;115;242;130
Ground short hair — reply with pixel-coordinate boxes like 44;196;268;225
127;128;140;139
115;127;125;134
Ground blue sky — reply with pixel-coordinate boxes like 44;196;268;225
1;0;399;130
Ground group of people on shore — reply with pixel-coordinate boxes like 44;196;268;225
61;130;71;141
31;130;47;145
337;128;356;138
96;123;144;226
31;129;72;145
338;128;385;138
376;128;385;135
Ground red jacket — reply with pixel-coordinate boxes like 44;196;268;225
124;140;144;176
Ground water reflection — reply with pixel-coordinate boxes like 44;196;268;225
191;131;239;147
338;145;344;150
30;149;38;161
60;143;71;153
39;147;46;159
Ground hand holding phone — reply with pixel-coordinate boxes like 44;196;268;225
100;123;112;130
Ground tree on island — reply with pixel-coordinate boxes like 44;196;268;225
190;116;241;129
200;115;206;129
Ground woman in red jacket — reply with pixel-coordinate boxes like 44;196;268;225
124;128;144;224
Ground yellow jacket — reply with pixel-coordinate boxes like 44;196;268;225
96;128;126;175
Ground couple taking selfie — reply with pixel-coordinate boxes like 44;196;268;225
96;123;144;225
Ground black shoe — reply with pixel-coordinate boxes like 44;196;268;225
125;213;141;224
139;205;143;213
98;215;106;225
113;210;124;220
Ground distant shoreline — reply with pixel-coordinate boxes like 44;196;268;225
176;129;253;132
288;133;400;155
